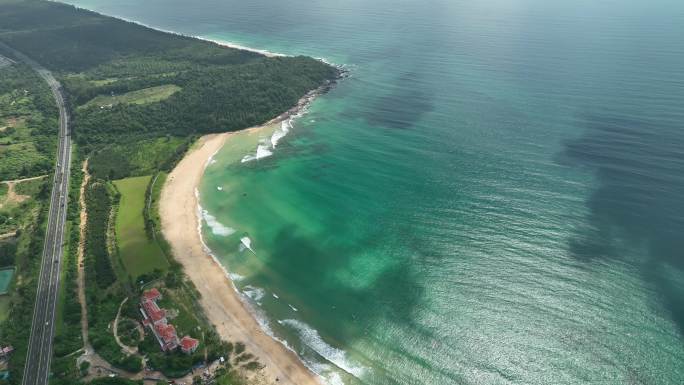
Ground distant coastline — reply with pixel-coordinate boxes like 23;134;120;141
56;1;342;64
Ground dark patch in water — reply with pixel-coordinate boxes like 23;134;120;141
562;113;684;334
364;71;434;129
249;226;425;346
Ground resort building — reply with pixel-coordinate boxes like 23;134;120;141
180;336;199;354
154;323;180;351
140;288;199;354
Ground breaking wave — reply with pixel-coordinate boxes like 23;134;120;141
271;120;292;148
241;143;274;163
241;87;321;163
243;285;266;303
279;319;366;379
201;209;235;236
229;272;245;283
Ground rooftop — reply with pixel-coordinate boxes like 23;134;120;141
180;336;199;351
142;287;161;302
155;323;178;343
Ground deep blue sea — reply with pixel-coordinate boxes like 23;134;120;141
66;0;684;384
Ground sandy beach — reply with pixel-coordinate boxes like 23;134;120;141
159;130;321;385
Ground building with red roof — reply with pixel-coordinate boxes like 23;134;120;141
142;287;162;302
154;323;180;351
140;288;199;354
141;299;166;325
180;336;199;354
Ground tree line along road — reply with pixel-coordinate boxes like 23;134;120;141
0;41;72;385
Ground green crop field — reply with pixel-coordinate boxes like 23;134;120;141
113;175;168;280
80;84;181;109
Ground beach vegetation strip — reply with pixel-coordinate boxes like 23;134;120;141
113;175;169;281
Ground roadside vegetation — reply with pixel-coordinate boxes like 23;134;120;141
0;48;57;385
0;63;57;180
0;0;339;383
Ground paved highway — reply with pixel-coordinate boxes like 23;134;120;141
0;42;72;385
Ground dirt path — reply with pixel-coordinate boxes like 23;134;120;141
0;174;48;184
75;161;149;382
113;297;139;355
77;160;90;347
0;174;47;208
0;231;16;240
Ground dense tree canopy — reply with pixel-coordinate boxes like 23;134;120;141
0;0;339;174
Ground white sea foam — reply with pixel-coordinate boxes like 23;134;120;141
192;201;324;384
240;236;254;253
270;120;292;148
288;304;299;312
201;209;235;236
194;193;241;295
205;148;220;168
256;144;273;159
203;38;287;58
325;372;346;385
279;319;366;378
272;293;279;299
243;285;266;303
303;360;346;385
229;272;245;282
241;144;274;163
241;86;325;163
217;186;223;191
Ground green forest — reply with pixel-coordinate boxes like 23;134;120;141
0;0;339;179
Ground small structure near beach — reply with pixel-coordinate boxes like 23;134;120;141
140;288;199;354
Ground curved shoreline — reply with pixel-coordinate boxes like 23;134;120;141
61;4;342;381
160;129;322;385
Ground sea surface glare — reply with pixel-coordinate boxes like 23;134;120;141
67;0;684;384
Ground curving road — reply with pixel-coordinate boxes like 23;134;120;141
0;42;72;385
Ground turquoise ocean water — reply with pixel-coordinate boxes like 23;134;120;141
66;1;684;383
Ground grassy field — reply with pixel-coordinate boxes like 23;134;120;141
0;178;46;235
81;84;181;109
0;295;9;322
0;64;58;181
113;175;168;280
